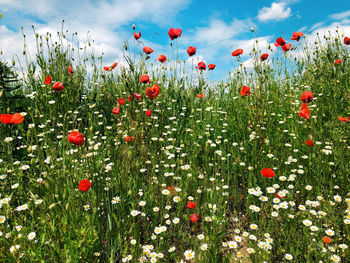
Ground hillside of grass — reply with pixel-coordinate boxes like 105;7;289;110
0;27;349;263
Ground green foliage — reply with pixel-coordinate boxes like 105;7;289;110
0;60;26;112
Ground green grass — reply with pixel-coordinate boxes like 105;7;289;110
0;25;349;263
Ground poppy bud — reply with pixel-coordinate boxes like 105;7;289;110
132;24;135;30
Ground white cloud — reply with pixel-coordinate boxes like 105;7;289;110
329;10;350;20
190;19;250;45
258;2;291;22
0;0;190;70
309;22;325;32
180;18;259;64
292;20;350;61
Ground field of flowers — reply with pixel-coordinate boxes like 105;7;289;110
0;24;349;263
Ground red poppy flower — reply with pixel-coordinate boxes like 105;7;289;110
52;81;64;91
112;106;120;115
68;66;72;74
338;116;349;122
232;49;243;56
146;110;152;117
197;94;204;98
68;131;84;145
274;193;285;199
0;114;13;124
187;46;196;56
334;59;342;65
300;91;313;103
0;113;24;125
140;74;150;84
79;179;91;192
187;201;196;209
146;84;160;99
168;28;182;40
196;62;206;70
190;213;199;223
44;75;52;85
299;103;310;120
305;140;314;146
322;236;332;244
134;93;141;100
10;113;24;125
167;186;176;195
261;168;275;178
274;37;286;47
104;62;118;71
157;55;167;63
344;36;350;45
125;136;134;143
291;32;303;41
143;46;154;54
128;94;133;101
208;64;216;70
260;53;269;61
240;86;251;97
118;98;125;105
134;31;141;40
282;43;292;52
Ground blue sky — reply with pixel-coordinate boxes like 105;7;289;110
0;0;349;80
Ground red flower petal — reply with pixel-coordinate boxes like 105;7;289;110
338;116;349;122
190;213;199;223
299;103;310;120
11;113;24;125
168;28;182;40
186;201;196;209
300;91;313;103
0;114;13;124
68;131;84;145
208;64;216;70
187;46;196;56
240;86;251;97
232;49;243;56
143;47;154;54
261;168;275;178
157;55;167;63
44;75;52;85
260;53;269;61
305;140;314;146
112;106;120;115
79;179;91;192
134;31;141;40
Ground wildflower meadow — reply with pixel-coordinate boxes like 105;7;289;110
0;21;349;263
